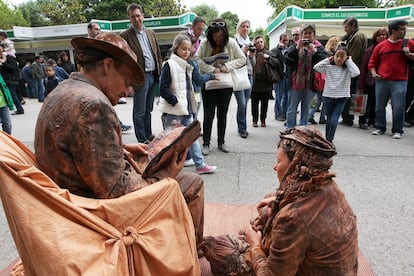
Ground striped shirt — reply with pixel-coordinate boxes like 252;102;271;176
313;58;360;98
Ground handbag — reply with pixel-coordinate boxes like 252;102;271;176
205;72;233;90
349;94;368;116
264;62;282;83
231;66;251;91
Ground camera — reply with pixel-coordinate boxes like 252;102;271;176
248;43;256;52
302;39;310;46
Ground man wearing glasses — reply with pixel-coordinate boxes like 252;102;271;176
120;3;162;143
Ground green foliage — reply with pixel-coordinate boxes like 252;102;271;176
18;0;86;26
85;0;185;22
19;1;51;27
144;0;185;17
268;0;378;18
86;0;128;21
40;0;86;25
0;0;28;29
220;11;239;37
189;4;219;25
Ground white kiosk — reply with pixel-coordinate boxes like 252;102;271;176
267;5;414;48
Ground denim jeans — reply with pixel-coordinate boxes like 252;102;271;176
0;106;12;134
233;75;252;134
375;79;407;134
6;82;24;113
26;81;37;98
133;73;156;142
163;114;206;169
323;97;346;142
274;76;287;119
35;79;45;101
286;88;314;129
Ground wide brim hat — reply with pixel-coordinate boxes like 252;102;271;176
71;32;144;85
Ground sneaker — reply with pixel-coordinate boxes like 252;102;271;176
118;97;127;104
308;117;317;124
372;129;385;135
196;165;217;175
359;123;368;130
184;159;195;167
239;131;248;139
121;124;132;132
392;133;402;139
202;146;210;156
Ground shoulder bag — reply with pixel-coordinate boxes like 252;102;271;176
231;65;251;91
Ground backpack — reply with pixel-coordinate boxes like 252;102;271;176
402;38;414;74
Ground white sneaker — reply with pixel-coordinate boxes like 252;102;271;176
372;129;385;135
184;159;195;167
118;97;127;104
392;133;402;139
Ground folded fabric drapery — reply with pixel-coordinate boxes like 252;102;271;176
0;132;200;276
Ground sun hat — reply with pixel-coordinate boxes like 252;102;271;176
71;32;144;85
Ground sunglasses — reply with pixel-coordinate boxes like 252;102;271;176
210;22;226;27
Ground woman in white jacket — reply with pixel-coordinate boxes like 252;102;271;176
196;18;246;155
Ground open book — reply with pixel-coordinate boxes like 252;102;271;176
127;120;201;178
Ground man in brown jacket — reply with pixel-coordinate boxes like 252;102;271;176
120;3;163;143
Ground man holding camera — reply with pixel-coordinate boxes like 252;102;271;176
284;24;327;129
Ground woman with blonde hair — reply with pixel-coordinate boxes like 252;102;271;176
325;36;341;56
233;19;255;138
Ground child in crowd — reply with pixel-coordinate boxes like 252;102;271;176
313;46;360;142
44;65;60;97
159;34;217;175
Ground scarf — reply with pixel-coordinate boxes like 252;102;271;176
292;48;313;91
235;34;251;47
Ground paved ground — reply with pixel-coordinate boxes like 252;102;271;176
1;96;413;275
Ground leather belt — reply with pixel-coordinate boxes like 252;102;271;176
145;70;156;75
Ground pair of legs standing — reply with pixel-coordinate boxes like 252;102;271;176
323;97;346;142
133;73;156;143
251;91;270;127
274;77;287;120
233;75;252;138
286;88;314;129
374;79;407;136
201;88;232;152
